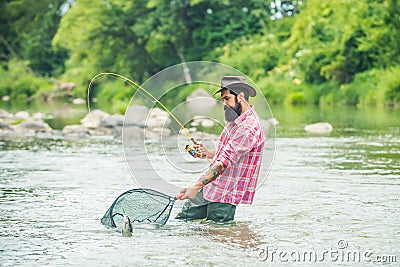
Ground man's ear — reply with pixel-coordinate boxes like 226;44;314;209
238;92;245;102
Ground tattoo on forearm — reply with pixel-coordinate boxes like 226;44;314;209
200;161;226;186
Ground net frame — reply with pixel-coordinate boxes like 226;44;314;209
101;188;176;228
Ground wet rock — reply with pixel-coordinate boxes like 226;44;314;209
0;122;13;134
117;124;172;140
120;125;144;140
146;108;171;128
304;122;333;134
89;127;114;137
148;127;171;136
188;127;197;133
0;109;12;119
186;89;217;113
14;111;30;120
124;122;146;128
0;122;10;128
144;128;172;140
13;120;52;134
32;112;46;120
62;125;91;138
191;120;200;127
100;115;125;128
201;119;215;128
72;98;86;105
80;109;110;128
191;117;216;128
125;105;149;124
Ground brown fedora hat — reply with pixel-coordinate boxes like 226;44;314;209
213;76;256;97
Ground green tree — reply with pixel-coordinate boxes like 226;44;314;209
187;0;270;60
0;0;70;76
283;0;400;84
53;0;272;96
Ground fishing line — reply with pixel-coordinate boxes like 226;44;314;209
87;72;208;159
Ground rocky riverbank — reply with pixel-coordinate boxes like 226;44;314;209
0;104;335;140
0;106;221;140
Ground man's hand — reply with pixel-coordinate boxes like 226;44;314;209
194;143;214;159
176;160;226;200
176;182;203;200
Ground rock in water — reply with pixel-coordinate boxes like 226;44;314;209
0;122;13;134
62;125;90;138
304;122;333;134
146;108;171;128
125;105;149;124
13;121;53;134
0;109;12;119
186;89;217;114
100;115;125;128
14;111;30;120
72;98;86;105
80;109;110;128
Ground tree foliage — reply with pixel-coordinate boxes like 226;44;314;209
0;0;70;76
237;0;400;106
1;0;399;107
52;0;270;94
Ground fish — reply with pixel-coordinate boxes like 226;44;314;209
121;215;133;237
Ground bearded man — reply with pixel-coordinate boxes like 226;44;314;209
176;76;265;222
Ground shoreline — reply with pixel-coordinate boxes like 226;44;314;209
0;107;221;141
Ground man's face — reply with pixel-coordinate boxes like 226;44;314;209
221;89;242;122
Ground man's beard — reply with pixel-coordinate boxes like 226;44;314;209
224;98;242;122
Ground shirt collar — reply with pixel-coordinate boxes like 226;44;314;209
233;106;254;126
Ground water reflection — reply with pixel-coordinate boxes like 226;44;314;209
179;221;261;250
200;221;261;249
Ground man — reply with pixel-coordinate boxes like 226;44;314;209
176;76;265;222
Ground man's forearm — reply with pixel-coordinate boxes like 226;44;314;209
176;161;227;200
199;160;226;186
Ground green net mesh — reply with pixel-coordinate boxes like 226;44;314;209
101;188;176;227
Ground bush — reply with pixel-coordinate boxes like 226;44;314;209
256;70;296;105
382;67;400;106
0;59;53;100
95;80;135;114
286;91;306;105
217;35;282;80
320;92;336;106
339;67;400;107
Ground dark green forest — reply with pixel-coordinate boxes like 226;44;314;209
1;0;399;112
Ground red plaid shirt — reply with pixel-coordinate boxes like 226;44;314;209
203;108;265;205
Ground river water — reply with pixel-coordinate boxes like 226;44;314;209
0;105;399;266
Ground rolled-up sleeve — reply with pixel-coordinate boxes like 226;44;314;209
215;125;257;168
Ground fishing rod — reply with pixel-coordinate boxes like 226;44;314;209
87;72;206;158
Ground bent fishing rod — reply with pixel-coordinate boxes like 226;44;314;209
87;72;206;158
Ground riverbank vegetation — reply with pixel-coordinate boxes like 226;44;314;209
1;0;399;112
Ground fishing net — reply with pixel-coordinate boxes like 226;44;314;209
101;188;176;228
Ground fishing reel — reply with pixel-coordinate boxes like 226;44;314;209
185;138;208;159
185;145;201;158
